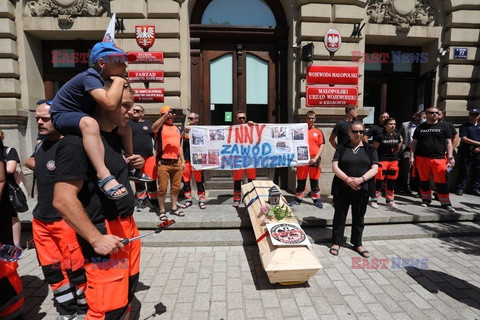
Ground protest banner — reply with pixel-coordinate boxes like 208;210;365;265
189;123;310;171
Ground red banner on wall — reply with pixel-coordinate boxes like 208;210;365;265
306;66;358;85
306;86;358;107
133;88;164;102
128;70;164;82
128;52;164;64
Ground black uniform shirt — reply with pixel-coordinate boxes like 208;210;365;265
128;119;154;158
55;133;135;224
413;122;452;159
33;138;63;222
332;120;353;146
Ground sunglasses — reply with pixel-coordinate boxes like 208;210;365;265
428;111;439;115
237;117;246;120
188;117;197;120
351;130;365;134
36;99;53;105
133;109;143;113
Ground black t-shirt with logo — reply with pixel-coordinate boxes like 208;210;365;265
129;119;154;157
366;124;383;141
33;138;63;222
413;122;452;159
55;132;135;225
374;130;401;161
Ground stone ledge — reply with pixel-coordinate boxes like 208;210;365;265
0;38;17;59
300;3;331;22
333;4;365;23
147;0;180;18
111;0;147;18
0;19;16;40
0;0;15;19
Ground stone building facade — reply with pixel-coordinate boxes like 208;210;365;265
0;0;478;193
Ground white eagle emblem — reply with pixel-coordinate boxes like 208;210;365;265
324;29;342;53
135;25;155;49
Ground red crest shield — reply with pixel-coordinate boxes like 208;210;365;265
135;25;155;50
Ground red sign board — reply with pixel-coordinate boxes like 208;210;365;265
306;86;358;107
306;66;358;85
133;88;164;102
135;25;155;50
128;52;164;64
128;70;164;83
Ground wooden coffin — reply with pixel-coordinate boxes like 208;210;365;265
241;180;322;284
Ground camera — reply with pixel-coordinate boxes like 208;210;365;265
172;108;183;115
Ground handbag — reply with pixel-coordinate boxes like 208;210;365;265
8;179;29;213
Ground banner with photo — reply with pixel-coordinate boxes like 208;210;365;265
189;123;310;171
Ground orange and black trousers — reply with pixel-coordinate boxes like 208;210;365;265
415;156;451;206
292;165;321;203
182;161;206;202
33;218;87;316
374;160;399;202
233;168;256;202
80;215;140;320
0;261;23;319
134;156;158;206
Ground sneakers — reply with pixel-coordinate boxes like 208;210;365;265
288;199;301;206
136;198;146;209
442;205;456;213
232;201;240;207
368;201;378;209
129;169;153;182
314;200;323;209
57;315;76;320
387;201;398;209
420;200;432;207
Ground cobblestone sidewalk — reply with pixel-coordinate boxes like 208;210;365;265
17;237;480;319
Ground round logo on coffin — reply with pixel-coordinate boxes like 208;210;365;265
270;223;306;245
392;0;415;16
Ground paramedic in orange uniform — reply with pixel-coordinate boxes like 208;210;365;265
289;110;325;209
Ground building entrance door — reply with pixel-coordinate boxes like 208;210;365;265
202;42;276;125
363;45;434;125
189;0;289;191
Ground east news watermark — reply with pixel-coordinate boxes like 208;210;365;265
352;257;429;270
351;51;429;64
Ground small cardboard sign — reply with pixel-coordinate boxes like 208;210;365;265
266;223;311;246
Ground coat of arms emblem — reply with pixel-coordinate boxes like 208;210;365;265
135;25;155;50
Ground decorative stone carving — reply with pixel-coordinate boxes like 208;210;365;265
26;0;108;24
366;0;435;33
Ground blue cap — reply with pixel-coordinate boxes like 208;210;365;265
90;42;127;64
469;109;480;115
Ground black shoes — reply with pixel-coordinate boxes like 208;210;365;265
472;190;480;196
455;189;464;196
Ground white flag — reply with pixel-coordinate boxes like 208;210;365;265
103;13;116;42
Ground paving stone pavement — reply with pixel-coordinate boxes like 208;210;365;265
17;236;480;320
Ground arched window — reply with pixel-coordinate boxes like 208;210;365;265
200;0;276;27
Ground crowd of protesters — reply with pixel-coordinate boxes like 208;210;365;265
1;39;479;319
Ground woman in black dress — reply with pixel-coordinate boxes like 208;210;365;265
330;121;379;257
